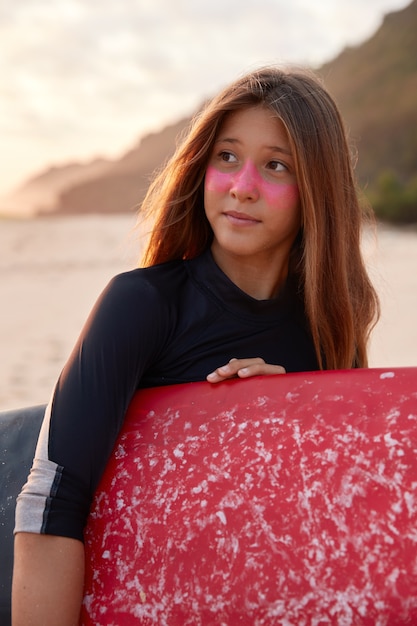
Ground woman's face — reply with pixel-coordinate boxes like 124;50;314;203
204;106;301;271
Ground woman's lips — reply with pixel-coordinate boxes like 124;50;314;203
224;211;260;226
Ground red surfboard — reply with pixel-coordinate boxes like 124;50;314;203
81;367;417;625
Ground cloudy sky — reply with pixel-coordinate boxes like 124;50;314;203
0;0;411;196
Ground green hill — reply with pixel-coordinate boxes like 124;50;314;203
319;0;417;222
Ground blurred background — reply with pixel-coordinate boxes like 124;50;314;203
1;0;416;410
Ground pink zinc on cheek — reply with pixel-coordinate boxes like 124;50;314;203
205;165;232;194
262;180;300;210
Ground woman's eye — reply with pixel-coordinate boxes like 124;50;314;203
220;151;237;163
267;160;287;172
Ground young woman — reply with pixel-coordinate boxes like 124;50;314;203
12;66;379;624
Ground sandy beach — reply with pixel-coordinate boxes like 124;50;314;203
1;215;416;411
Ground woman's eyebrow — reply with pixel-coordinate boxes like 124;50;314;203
215;137;292;156
267;145;293;156
214;137;239;145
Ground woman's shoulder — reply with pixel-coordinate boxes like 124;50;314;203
83;259;189;333
106;259;188;302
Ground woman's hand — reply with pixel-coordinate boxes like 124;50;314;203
206;357;286;383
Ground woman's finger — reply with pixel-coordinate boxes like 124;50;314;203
206;358;285;383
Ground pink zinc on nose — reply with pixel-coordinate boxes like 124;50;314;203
205;161;260;195
234;159;258;189
205;162;299;209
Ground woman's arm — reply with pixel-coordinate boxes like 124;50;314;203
12;533;85;626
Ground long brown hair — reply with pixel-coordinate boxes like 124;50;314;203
139;66;380;370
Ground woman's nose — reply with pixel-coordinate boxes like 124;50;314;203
230;160;260;201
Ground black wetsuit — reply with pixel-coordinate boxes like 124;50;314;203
15;249;318;541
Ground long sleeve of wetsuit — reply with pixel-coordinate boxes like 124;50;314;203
15;269;171;541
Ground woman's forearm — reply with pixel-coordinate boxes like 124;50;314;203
12;533;85;626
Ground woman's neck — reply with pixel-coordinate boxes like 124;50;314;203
210;244;289;300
